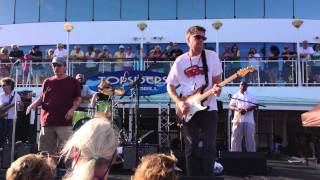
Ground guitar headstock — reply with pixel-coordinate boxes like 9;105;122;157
236;66;255;77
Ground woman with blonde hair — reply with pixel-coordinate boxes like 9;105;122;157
60;118;119;180
132;153;178;180
6;153;56;180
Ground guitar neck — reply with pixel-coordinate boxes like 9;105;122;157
199;73;238;101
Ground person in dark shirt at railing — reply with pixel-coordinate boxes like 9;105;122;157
9;44;24;83
312;44;320;83
281;44;296;83
229;44;241;83
267;45;280;84
169;43;183;61
28;45;43;84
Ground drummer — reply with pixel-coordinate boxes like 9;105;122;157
91;80;114;119
91;79;124;120
75;74;94;111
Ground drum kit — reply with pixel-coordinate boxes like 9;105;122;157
72;86;125;131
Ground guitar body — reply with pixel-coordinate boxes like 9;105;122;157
232;111;241;125
0;103;14;118
176;92;207;123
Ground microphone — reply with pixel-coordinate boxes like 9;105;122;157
228;94;232;100
12;59;21;66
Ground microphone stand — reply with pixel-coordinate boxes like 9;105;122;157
11;65;19;163
119;60;158;167
227;94;266;151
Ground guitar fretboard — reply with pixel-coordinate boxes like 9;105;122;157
199;73;238;101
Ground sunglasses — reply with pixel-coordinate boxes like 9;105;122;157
192;34;207;41
52;63;63;67
2;84;9;87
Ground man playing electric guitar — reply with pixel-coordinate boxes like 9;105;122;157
0;77;21;147
166;26;222;176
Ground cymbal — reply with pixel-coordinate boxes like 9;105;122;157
102;87;125;96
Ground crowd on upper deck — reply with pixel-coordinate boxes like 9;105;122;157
0;40;320;84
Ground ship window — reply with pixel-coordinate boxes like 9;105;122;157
15;0;39;23
67;0;93;21
0;0;14;24
149;0;176;20
265;0;293;18
94;0;120;21
235;0;264;18
206;0;234;19
121;0;148;20
294;0;320;19
177;0;205;20
40;0;65;22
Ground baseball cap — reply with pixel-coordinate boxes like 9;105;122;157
52;57;66;65
119;45;125;49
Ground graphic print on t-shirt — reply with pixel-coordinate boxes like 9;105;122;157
184;65;204;78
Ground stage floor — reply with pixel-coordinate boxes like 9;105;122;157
0;159;318;180
106;159;320;180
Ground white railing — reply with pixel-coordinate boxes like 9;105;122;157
1;59;320;87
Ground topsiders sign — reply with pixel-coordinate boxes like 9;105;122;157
86;71;168;96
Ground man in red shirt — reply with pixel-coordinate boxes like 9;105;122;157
27;57;81;154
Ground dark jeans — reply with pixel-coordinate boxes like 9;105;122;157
183;110;218;176
0;118;13;147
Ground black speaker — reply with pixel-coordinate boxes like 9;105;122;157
219;151;267;175
122;144;158;169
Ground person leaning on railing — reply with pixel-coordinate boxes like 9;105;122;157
311;44;320;83
0;47;11;77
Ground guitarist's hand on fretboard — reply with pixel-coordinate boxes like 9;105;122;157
212;84;222;96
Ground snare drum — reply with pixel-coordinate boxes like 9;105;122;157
72;111;90;131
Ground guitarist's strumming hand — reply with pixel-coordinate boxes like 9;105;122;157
177;100;190;114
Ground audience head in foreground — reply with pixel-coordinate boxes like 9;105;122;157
6;153;56;180
132;153;178;180
61;118;119;180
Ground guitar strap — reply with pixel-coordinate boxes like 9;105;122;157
8;92;15;105
200;50;209;105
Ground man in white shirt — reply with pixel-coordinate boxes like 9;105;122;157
299;40;314;61
53;43;67;58
75;74;94;110
166;26;222;176
229;81;257;152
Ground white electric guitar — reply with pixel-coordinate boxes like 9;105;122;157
176;67;255;122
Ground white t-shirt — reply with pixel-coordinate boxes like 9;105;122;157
299;47;314;61
166;49;223;111
0;91;21;119
53;48;67;58
229;91;256;124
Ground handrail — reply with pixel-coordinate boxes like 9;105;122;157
0;58;319;87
